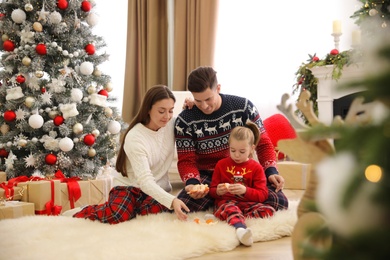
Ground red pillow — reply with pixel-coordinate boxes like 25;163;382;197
263;114;297;160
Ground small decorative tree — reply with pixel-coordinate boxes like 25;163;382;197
0;0;124;179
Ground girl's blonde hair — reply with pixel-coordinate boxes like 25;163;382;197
229;121;261;154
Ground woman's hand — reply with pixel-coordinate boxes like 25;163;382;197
183;97;195;110
172;198;190;221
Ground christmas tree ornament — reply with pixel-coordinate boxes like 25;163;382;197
24;3;33;12
18;139;27;147
6;87;24;100
86;12;99;27
35;71;44;78
79;61;94;75
1;34;9;41
59;103;79;119
45;154;57;165
88;148;96;157
93;68;101;76
41;87;46;93
22;56;31;66
98;89;108;97
0;13;4;20
25;96;35;108
71;88;83;102
4;110;16;122
91;129;100;137
53;115;64;126
36;43;47;55
28;114;44;129
48;11;62;24
104;82;113;92
16;75;26;83
0;124;10;134
0;148;9;158
87;85;96;94
11;9;26;24
59;137;74;152
104;107;113;117
48;110;58;119
81;1;92;12
3;40;15;52
107;120;121;134
73;123;83;134
369;8;378;16
85;43;95;55
57;0;69;10
33;22;43;32
83;134;95;146
89;93;107;107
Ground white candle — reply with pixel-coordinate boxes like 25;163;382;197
332;20;342;34
352;30;361;45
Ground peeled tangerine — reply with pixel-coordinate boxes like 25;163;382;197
187;184;209;194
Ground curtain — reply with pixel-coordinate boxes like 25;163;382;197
122;0;219;121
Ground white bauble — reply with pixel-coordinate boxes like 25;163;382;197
29;114;44;129
59;137;74;152
24;3;33;12
48;11;62;24
71;88;83;102
73;123;83;134
79;61;94;75
86;13;99;27
11;9;26;24
107;120;121;134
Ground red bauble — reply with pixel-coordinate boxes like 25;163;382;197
98;89;108;97
16;75;26;84
81;1;92;12
85;43;95;55
57;0;69;10
41;87;46;93
83;134;95;146
3;40;15;52
4;110;16;122
0;13;5;20
53;115;64;126
330;49;339;55
312;56;319;62
36;43;47;55
0;148;9;157
45;154;57;165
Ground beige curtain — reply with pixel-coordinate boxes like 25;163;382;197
172;0;219;91
122;0;219;121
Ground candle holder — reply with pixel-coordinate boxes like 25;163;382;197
331;33;342;50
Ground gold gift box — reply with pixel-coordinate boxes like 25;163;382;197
60;181;90;213
277;161;311;190
0;172;6;183
89;178;112;205
26;180;62;214
0;185;26;201
0;201;35;220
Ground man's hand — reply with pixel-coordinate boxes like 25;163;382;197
268;174;285;192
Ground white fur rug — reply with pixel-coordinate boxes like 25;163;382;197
0;201;298;260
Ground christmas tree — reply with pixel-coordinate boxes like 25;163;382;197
0;0;124;179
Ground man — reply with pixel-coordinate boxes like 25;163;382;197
175;66;288;212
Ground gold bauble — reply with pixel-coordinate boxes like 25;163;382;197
25;96;35;108
88;148;96;157
104;107;113;117
35;71;44;78
48;110;59;119
73;123;83;134
1;34;9;41
33;22;43;32
25;3;33;12
18;139;28;147
87;85;96;94
93;68;102;77
92;129;100;137
22;56;31;66
104;82;113;92
0;124;10;135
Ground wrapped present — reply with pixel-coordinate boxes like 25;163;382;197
277;161;311;190
0;201;35;220
0;172;6;183
0;184;26;201
89;177;113;205
27;180;62;215
60;180;90;212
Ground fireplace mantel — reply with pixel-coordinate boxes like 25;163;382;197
310;64;366;125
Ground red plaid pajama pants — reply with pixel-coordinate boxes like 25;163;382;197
73;186;170;224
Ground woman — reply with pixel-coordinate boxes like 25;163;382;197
68;85;189;224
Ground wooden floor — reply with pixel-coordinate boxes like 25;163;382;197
170;175;304;260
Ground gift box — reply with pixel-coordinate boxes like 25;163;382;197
277;161;311;190
0;201;35;220
0;172;6;183
27;180;62;215
0;184;26;201
90;177;113;205
60;180;90;213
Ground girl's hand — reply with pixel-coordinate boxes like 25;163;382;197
216;183;229;196
172;198;189;221
227;183;246;196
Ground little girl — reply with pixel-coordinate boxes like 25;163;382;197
209;121;275;246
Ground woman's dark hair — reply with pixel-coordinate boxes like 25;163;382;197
187;66;218;93
115;85;175;176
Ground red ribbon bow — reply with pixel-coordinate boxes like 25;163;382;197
54;170;81;209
